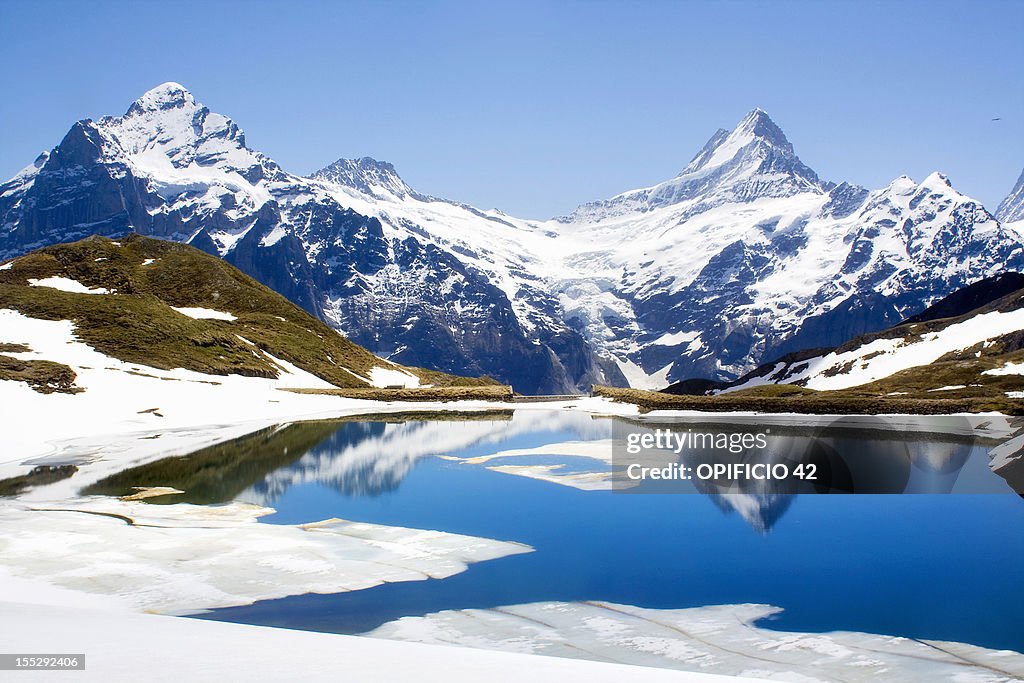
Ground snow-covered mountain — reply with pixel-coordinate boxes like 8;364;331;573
549;112;1024;385
2;83;1021;391
0;83;611;394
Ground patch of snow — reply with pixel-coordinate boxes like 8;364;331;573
928;385;967;392
260;223;289;247
0;261;13;270
984;362;1024;376
1007;391;1024;399
171;306;238;321
141;258;157;266
262;351;335;389
28;276;111;295
368;366;421;388
616;359;673;390
652;331;699;346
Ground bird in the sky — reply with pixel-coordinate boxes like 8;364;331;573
992;117;1002;121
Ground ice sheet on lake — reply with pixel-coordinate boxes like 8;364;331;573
0;497;531;614
369;601;1024;682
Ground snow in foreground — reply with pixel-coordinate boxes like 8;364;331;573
0;307;635;465
0;601;753;683
369;601;1024;683
0;308;351;460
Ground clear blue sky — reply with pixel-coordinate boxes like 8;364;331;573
1;0;1021;218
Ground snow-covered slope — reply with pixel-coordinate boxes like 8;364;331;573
722;277;1024;396
0;601;758;683
2;84;1021;391
997;167;1024;225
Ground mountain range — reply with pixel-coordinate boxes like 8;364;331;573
2;82;1022;393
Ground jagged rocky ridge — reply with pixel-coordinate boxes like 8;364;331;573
2;83;1022;390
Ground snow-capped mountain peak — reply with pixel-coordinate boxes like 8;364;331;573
562;108;827;223
100;82;260;178
920;171;953;190
680;107;793;176
125;81;196;115
312;157;418;201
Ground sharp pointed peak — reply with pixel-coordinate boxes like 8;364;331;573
679;108;794;177
733;107;789;144
740;107;772;122
995;166;1024;223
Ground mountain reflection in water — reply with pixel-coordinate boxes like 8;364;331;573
84;411;1017;534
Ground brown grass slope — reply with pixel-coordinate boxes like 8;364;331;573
0;234;495;389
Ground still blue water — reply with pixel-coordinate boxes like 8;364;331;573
181;412;1024;651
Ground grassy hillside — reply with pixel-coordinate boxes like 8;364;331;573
0;234;495;390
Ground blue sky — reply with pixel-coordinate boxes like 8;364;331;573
1;0;1021;218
